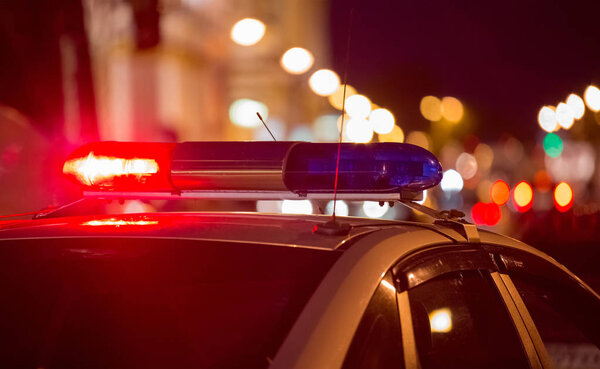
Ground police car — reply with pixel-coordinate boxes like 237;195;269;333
0;141;599;369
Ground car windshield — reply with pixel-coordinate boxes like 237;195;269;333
0;237;340;368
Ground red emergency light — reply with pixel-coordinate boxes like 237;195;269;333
63;142;176;191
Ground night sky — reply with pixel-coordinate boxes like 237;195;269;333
330;0;600;142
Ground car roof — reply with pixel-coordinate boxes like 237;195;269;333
0;212;445;251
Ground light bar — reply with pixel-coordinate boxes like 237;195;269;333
64;141;443;197
63;142;176;191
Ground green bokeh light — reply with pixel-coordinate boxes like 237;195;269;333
543;133;563;158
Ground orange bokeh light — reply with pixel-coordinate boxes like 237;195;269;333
490;180;510;206
513;181;533;212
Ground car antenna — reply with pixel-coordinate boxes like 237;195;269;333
314;7;355;236
257;112;276;141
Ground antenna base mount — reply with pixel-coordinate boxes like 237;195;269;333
313;219;351;236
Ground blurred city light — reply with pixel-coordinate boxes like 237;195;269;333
538;106;558;132
533;170;552;192
584;85;600;112
490;180;510;206
429;309;452;333
370;108;395;134
346;117;374;143
230;18;266;46
471;202;501;226
406;131;431;151
325;200;349;216
377;125;404;143
312;114;340;141
362;201;390;218
555;102;574;129
473;143;494;173
420;96;442;121
554;182;573;212
542;132;563;158
441;169;464;192
455;153;478;180
441;97;464;123
344;94;372;119
545;141;595;183
280;47;314;74
281;200;313;214
309;69;340;96
513;181;533;212
328;84;357;110
229;98;268;127
476;180;492;202
566;94;585;119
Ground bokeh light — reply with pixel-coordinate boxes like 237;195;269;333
476;180;492;202
584;85;600;112
429;309;452;333
441;97;464;122
490;180;510;205
346;117;374;143
229;98;268;128
513;181;533;212
474;143;494;173
377;125;404;143
554;182;573;212
370;108;395;134
281;200;313;214
325;200;349;216
362;201;390;218
345;94;372;119
312;114;340;142
440;169;464;192
406;131;431;151
309;69;340;96
280;47;314;74
533;170;552;192
328;85;357;110
545;141;595;183
555;102;574;129
420;96;442;121
455;153;478;180
230;18;266;46
566;94;585;119
538;106;558;133
471;202;501;226
543;132;563;158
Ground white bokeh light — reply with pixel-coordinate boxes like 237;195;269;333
538;106;558;132
230;18;265;46
281;200;313;214
584;85;600;112
344;94;372;119
362;201;389;218
280;47;314;74
229;99;268;128
325;200;349;216
370;108;395;134
346;117;374;143
309;69;340;96
566;94;585;119
440;169;464;192
556;102;574;129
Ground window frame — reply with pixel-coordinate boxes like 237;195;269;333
392;244;552;369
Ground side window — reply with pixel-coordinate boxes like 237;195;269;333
407;270;529;369
342;272;404;369
509;272;600;368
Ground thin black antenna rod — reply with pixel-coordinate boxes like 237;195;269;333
257;112;276;141
331;7;355;222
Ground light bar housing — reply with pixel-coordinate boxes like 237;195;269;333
63;141;443;199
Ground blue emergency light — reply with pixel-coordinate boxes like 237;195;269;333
63;141;443;200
